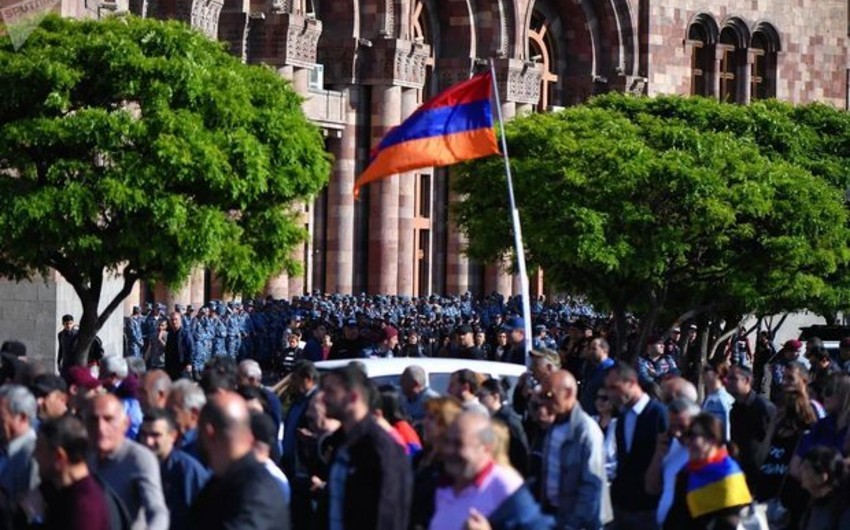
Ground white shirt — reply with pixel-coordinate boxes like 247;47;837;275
623;393;650;453
657;438;689;525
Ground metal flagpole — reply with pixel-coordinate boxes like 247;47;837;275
488;59;534;365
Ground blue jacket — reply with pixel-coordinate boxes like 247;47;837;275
488;484;553;530
162;449;210;530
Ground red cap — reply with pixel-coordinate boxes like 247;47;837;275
64;366;101;390
783;339;802;352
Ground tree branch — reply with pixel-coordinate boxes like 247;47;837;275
96;271;139;329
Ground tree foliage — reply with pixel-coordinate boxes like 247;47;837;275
455;95;850;353
0;15;331;363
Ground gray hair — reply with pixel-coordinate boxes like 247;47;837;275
0;384;37;423
238;360;262;381
667;397;701;418
100;355;128;379
170;379;207;411
402;365;427;387
126;357;146;378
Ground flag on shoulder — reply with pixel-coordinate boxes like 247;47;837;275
353;72;501;196
685;448;752;518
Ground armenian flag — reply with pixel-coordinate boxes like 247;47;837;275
686;449;752;518
353;72;501;196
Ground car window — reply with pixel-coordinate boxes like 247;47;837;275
372;375;401;390
429;373;452;395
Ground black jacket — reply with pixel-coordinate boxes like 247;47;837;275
165;327;195;379
331;416;412;530
729;391;776;492
494;406;530;475
611;396;667;511
190;453;289;530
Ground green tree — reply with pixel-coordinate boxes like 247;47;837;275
455;95;850;358
0;15;331;365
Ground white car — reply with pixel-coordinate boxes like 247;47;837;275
314;357;527;397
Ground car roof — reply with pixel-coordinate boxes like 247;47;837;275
314;357;527;378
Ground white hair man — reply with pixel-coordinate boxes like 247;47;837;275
167;379;207;461
399;365;438;422
100;354;143;439
0;385;39;503
237;360;282;437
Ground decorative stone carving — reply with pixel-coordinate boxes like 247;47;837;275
249;13;322;68
190;0;223;38
492;58;541;105
362;38;430;88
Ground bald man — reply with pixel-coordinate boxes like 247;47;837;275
85;393;169;530
140;369;171;414
540;370;612;529
190;391;290;530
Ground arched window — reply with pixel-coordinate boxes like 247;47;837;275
719;27;744;103
529;11;559;111
750;25;780;100
688;23;712;96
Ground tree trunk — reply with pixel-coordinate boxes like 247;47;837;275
72;296;99;367
612;305;628;360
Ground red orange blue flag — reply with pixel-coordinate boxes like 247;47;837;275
685;449;752;518
353;72;501;196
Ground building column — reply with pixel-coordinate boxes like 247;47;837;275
122;278;141;315
445;185;470;294
265;272;289;300
367;84;402;294
190;267;205;307
325;86;357;294
397;87;418;296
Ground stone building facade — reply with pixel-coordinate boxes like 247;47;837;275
122;0;850;307
9;0;850;327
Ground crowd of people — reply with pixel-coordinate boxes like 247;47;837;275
0;292;848;530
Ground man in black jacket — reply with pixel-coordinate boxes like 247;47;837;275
190;391;289;530
605;361;668;530
726;364;776;493
322;364;412;530
165;312;195;381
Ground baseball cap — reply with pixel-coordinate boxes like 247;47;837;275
783;339;802;352
31;374;68;398
64;366;101;390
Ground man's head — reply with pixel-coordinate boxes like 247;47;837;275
139;408;179;461
476;378;504;414
198;391;254;475
35;415;90;487
782;339;802;360
457;325;474;348
140;370;171;414
586;338;610;364
84;393;128;457
167;379;207;435
249;411;278;464
605;362;643;408
659;376;698;405
0;385;36;443
321;365;371;425
400;365;428;400
542;370;578;416
168;311;183;331
99;355;128;388
63;366;101;412
31;374;69;420
447;369;479;402
529;348;561;384
61;314;75;331
444;412;495;486
701;360;729;393
666;397;701;442
292;361;318;395
646;336;664;358
506;318;525;345
381;327;399;351
725;365;754;399
237;360;263;389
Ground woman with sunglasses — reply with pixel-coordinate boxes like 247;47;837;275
663;413;752;530
591;388;618;482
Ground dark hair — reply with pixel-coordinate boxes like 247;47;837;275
802;446;848;490
730;364;754;380
379;387;408;424
143;407;178;433
687;413;725;446
0;341;26;358
452;369;480;394
606;361;638;383
39;415;89;464
479;378;506;400
324;364;370;396
200;357;238;394
292;360;318;383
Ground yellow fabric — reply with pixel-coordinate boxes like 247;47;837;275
686;472;753;518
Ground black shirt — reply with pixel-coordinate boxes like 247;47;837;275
730;391;777;492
